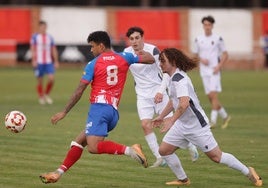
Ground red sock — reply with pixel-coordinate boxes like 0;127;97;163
37;83;43;97
59;145;83;172
45;81;53;95
97;140;126;155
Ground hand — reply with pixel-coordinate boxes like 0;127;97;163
152;116;163;128
154;92;163;104
159;117;174;133
213;65;221;74
54;61;60;69
32;60;37;68
201;58;209;66
51;112;66;125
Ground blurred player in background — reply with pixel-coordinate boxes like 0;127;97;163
39;31;155;184
30;20;59;105
260;30;268;68
124;26;199;167
153;48;262;187
192;15;231;129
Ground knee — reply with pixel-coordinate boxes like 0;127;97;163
210;155;221;163
159;147;170;156
141;120;152;132
87;144;98;154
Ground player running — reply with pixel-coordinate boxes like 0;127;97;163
192;15;231;129
124;26;199;167
39;31;155;184
153;48;262;187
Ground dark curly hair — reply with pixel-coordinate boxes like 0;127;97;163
159;48;198;72
87;31;111;48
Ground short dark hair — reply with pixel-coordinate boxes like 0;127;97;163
87;31;111;48
126;26;144;37
201;15;215;24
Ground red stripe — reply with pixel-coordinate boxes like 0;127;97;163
42;34;46;64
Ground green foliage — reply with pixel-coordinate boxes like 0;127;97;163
0;67;267;188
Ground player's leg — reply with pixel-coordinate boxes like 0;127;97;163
86;103;148;167
34;64;45;104
159;123;190;186
205;146;262;186
39;131;86;184
44;64;56;104
196;128;262;187
138;98;164;167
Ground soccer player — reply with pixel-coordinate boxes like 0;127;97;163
124;27;199;167
260;30;268;68
30;20;59;105
39;31;155;184
192;15;231;129
152;48;262;187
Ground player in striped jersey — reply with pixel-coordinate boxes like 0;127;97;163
30;20;59;105
39;31;154;184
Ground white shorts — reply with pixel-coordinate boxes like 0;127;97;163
201;74;222;94
163;121;218;153
137;94;172;120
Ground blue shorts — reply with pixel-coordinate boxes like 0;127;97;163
85;103;119;137
34;64;55;77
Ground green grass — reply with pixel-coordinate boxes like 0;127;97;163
0;66;267;188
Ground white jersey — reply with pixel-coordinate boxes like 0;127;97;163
193;33;226;76
124;43;169;99
168;69;209;129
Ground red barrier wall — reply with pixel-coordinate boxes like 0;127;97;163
115;10;180;50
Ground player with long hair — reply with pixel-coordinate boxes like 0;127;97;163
152;48;262;187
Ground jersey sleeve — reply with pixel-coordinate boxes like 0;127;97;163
192;38;199;54
81;59;96;84
174;78;189;98
119;52;140;65
157;73;170;94
218;36;227;53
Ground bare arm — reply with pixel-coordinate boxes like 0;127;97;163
154;73;170;103
157;96;189;133
52;46;59;68
214;51;228;74
30;45;37;68
192;53;208;65
51;82;88;124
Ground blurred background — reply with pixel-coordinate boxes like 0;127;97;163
0;0;268;70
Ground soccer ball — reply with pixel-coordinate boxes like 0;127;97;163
5;110;27;133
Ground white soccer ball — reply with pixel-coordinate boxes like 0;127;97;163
5;110;27;133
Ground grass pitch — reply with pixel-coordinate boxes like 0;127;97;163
0;66;267;188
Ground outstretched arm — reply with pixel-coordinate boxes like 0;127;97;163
51;82;88;124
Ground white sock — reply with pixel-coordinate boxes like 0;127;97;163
210;110;218;124
124;146;130;155
145;132;161;159
162;153;187;180
218;107;228;119
187;142;195;149
220;152;249;176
